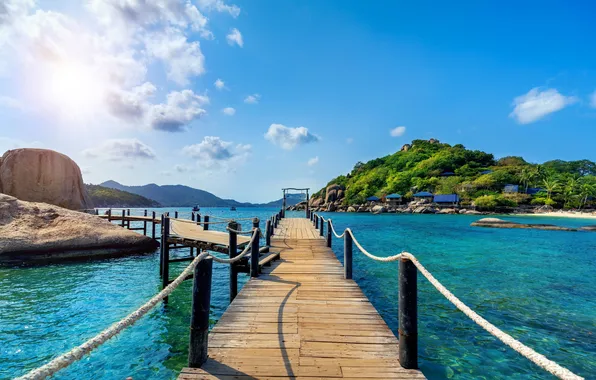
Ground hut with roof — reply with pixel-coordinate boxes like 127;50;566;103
366;195;380;204
412;191;433;201
385;193;402;206
433;194;460;207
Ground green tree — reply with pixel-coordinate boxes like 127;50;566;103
578;182;596;210
542;177;560;200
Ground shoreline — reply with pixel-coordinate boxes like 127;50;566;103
513;211;596;220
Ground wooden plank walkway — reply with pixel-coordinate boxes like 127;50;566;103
179;217;425;379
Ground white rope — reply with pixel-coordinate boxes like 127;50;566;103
327;219;345;238
209;230;260;264
226;226;253;235
15;252;209;380
401;252;583;380
344;226;583;380
170;218;228;225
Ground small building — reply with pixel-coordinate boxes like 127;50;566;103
366;196;380;203
413;191;433;200
503;184;519;193
385;193;402;206
480;170;493;175
440;171;455;177
433;194;460;206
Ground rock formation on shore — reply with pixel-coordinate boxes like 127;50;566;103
470;217;584;231
0;148;93;210
0;194;157;264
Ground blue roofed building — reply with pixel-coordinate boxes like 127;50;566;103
440;171;455;177
433;194;460;206
526;188;544;195
480;170;493;175
385;193;402;206
413;191;433;199
366;196;380;203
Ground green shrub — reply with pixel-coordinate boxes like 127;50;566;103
474;195;498;210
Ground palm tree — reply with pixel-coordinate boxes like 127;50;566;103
542;177;560;200
563;176;578;208
578;183;596;210
519;167;534;192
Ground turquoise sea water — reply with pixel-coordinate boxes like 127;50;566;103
1;208;595;379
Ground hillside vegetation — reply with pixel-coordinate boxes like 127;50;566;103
315;139;596;210
86;184;161;208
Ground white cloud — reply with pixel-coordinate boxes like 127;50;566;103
244;93;260;104
264;124;319;150
510;88;577;124
222;107;236;116
0;96;24;110
197;0;240;17
83;138;156;160
182;136;251;169
0;0;239;123
0;137;42;153
590;90;596;108
144;28;205;85
346;137;353;144
307;156;319;166
105;84;208;131
226;28;243;47
390;126;406;137
214;78;226;90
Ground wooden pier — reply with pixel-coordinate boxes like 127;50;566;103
178;217;425;379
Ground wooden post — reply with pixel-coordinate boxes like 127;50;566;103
188;257;212;368
399;258;418;369
127;209;131;216
203;215;209;231
305;189;310;219
95;209;99;215
108;209;112;222
175;211;178;219
151;211;156;240
315;214;319;229
344;232;352;280
319;216;324;236
191;212;195;222
161;217;170;302
121;210;126;227
265;219;271;247
250;228;259;277
190;213;195;257
143;210;147;236
252;217;260;231
326;219;332;248
196;213;202;225
282;191;286;218
228;221;238;302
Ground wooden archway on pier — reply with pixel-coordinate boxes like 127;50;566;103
281;187;310;218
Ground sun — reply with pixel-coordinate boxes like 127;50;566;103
41;61;106;119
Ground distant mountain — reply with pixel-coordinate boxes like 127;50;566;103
86;184;161;208
260;193;306;208
99;180;305;208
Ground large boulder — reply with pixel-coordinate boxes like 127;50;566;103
347;206;356;212
325;184;343;204
0;149;93;210
471;217;576;231
371;205;386;214
0;194;157;264
309;197;324;207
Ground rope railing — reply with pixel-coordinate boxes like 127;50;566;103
16;227;262;380
169;217;230;225
312;213;583;380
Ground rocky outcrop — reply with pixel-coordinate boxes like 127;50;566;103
401;144;411;152
579;225;596;232
347;206;356;212
471;217;576;231
437;208;457;214
371;205;386;214
0;194;157;264
325;184;344;204
0;149;93;210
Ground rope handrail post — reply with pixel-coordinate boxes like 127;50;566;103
326;219;332;248
319;216;324;237
189;213;195;257
161;216;171;304
121;209;126;227
203;215;210;231
228;221;239;302
344;231;353;280
188;256;213;368
107;208;112;221
315;214;319;229
151;211;156;240
305;189;310;219
250;228;260;277
399;256;418;369
143;210;148;236
174;211;179;219
265;219;272;247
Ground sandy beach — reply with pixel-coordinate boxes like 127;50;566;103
518;211;596;220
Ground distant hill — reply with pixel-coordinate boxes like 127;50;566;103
99;180;305;207
260;193;306;208
86;184;161;208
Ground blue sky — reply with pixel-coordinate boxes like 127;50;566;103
1;1;595;202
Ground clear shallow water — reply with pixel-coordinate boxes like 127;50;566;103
1;208;595;379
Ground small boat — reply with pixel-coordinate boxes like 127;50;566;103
192;205;200;212
230;206;237;211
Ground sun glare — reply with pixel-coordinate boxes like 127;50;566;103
41;61;106;119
